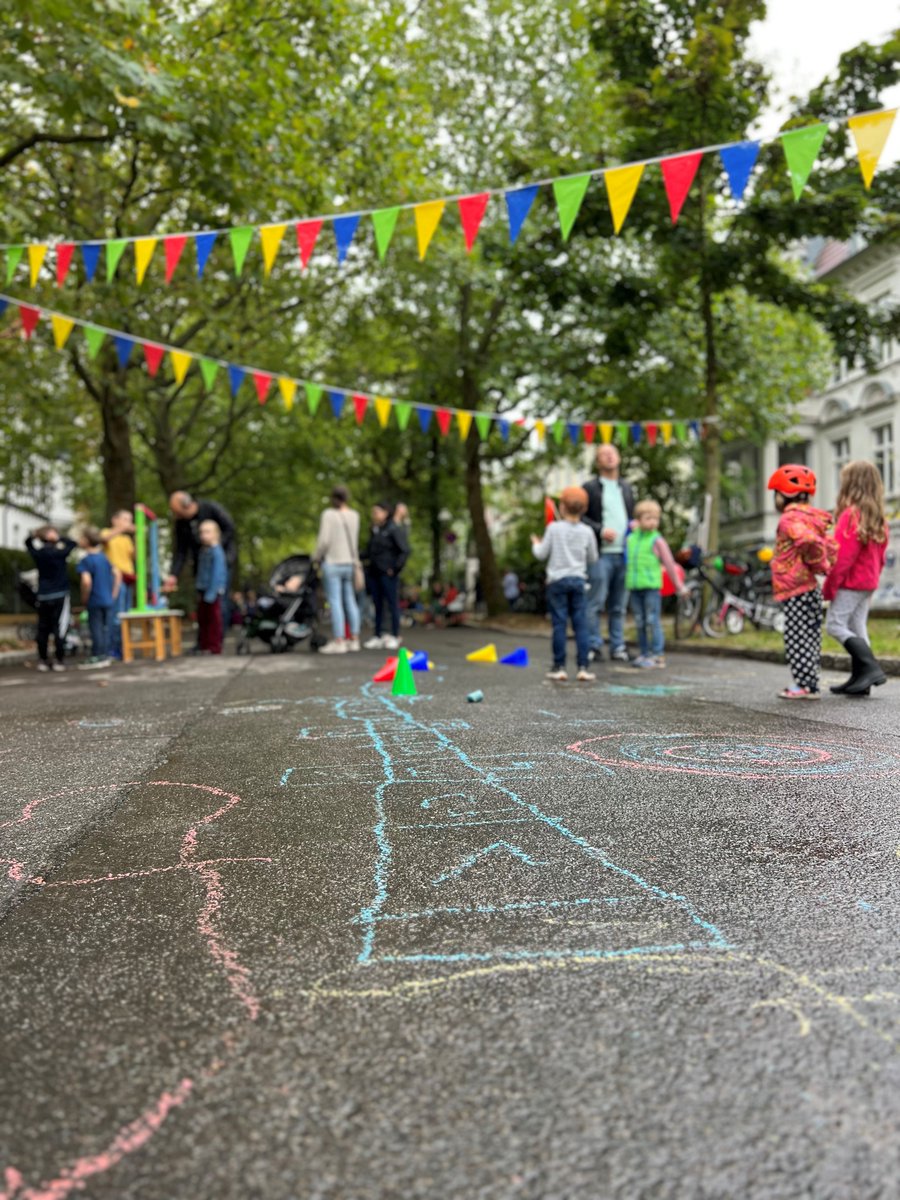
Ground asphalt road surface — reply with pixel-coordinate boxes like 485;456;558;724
1;629;899;1199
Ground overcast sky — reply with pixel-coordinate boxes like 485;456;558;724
750;0;899;160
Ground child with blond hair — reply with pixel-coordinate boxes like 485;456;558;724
625;499;686;668
196;520;228;654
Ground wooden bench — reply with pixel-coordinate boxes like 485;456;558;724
119;610;184;663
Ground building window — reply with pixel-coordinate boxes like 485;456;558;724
873;424;894;494
832;437;850;494
779;442;809;467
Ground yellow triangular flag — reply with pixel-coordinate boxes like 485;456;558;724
278;377;297;411
134;237;157;284
374;396;392;428
600;423;613;444
534;419;546;443
604;164;645;234
414;201;445;259
848;110;896;188
466;643;499;664
28;244;48;286
170;350;192;385
457;411;473;440
661;420;673;446
51;315;74;349
260;224;287;275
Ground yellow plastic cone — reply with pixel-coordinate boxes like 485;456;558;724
466;643;499;664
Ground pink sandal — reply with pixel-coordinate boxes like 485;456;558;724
778;686;820;700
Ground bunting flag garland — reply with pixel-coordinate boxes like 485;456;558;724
781;123;828;200
604;164;644;234
6;246;23;284
259;225;287;276
296;220;323;269
719;141;760;201
458;194;490;252
134;238;157;285
81;243;101;283
56;243;75;288
553;175;591;241
660;153;702;224
2;291;709;450
28;244;48;287
195;232;217;278
333;215;360;264
164;235;188;283
505;185;539;244
229;226;255;276
414;201;445;259
106;239;127;281
848;109;896;188
371;208;400;261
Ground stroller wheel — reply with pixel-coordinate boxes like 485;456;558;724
270;632;287;653
235;632;249;655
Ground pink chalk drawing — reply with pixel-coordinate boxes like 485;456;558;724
0;780;273;1196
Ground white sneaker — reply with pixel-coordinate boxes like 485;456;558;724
319;639;347;655
50;661;66;672
546;668;568;682
383;635;400;651
363;636;385;650
576;669;596;682
37;661;50;672
346;638;361;652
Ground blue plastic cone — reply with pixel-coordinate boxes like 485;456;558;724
500;647;529;667
409;651;430;671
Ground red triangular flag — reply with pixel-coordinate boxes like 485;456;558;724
19;305;40;338
164;235;188;284
143;343;166;376
660;152;702;224
436;409;453;436
295;220;323;269
458;193;490;253
253;371;273;404
583;422;596;444
56;243;75;287
646;422;658;446
353;393;368;424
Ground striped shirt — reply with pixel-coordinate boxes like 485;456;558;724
533;520;598;582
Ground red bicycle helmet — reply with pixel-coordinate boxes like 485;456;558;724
767;464;816;496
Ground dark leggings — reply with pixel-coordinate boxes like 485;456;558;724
37;596;67;663
371;571;400;637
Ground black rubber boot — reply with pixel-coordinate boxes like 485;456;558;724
829;646;860;695
843;636;886;695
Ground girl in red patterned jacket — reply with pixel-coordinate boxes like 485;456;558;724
824;460;888;697
767;465;837;700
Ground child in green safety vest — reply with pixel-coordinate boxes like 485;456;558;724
625;500;687;668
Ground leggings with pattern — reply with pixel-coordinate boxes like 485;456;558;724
783;588;822;692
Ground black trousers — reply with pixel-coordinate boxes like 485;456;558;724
371;571;400;637
37;595;69;662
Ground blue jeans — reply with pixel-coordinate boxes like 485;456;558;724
585;553;627;654
111;582;132;655
630;589;664;658
546;577;590;669
88;605;114;659
323;563;360;640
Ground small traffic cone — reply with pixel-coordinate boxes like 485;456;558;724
391;648;417;696
373;657;398;683
500;647;529;667
466;643;498;664
409;651;431;671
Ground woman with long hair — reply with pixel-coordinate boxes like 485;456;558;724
315;485;362;654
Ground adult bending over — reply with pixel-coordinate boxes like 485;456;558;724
363;502;410;651
163;491;237;592
315;485;362;655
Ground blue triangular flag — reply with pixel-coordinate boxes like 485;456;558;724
82;243;101;282
719;141;760;202
113;335;134;368
417;407;432;433
505;186;539;244
329;390;345;418
0;298;8;316
689;420;701;439
499;418;510;441
630;422;643;443
567;422;580;445
500;647;529;667
228;365;245;396
333;215;361;264
195;232;217;278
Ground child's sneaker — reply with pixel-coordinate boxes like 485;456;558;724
50;661;66;672
632;656;654;669
546;668;568;682
576;669;596;682
650;656;666;668
36;661;50;672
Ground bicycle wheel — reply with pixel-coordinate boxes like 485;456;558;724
702;603;731;638
674;582;703;639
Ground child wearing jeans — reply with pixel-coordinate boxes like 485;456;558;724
823;459;888;696
625;499;686;668
532;486;598;682
25;525;77;672
196;519;228;654
78;527;121;668
767;464;837;700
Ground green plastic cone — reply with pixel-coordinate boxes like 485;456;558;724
391;647;417;697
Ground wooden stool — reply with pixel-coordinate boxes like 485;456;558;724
119;610;184;663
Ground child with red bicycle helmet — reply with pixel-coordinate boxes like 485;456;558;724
767;464;838;700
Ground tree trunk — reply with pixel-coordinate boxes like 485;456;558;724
99;388;136;519
700;280;721;552
464;431;504;615
429;431;442;581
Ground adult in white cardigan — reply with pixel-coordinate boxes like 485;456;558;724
315;485;362;654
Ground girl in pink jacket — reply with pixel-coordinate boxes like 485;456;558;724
824;460;889;697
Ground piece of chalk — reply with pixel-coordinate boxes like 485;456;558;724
467;690;484;703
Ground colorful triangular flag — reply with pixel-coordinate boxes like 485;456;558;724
781;124;828;200
661;420;673;446
353;393;368;424
499;418;510;441
329;390;345;419
534;419;546;444
228;364;245;395
84;326;105;360
164;235;188;284
719;141;760;201
81;243;101;282
134;237;157;284
505;185;539;244
19;305;40;339
600;423;613;444
106;239;127;281
143;342;165;376
55;243;75;288
5;245;23;283
417;407;432;433
457;410;473;440
371;207;400;260
553;174;591;240
195;232;217;278
660;152;702;224
414;200;445;259
305;382;323;415
475;413;492;440
458;193;490;253
253;371;273;404
171;350;192;385
28;244;48;286
295;219;322;269
113;334;134;367
435;408;452;436
374;396;392;428
395;402;412;431
51;315;74;350
200;358;219;389
229;226;255;276
604;164;644;234
333;215;361;264
646;422;658;446
848;109;896;188
278;377;297;411
259;224;286;276
567;422;581;445
583;422;596;444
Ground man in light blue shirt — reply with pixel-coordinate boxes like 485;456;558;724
581;444;635;661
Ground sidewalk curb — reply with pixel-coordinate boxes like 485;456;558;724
0;650;32;669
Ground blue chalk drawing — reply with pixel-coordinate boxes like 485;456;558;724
331;683;732;968
280;768;295;787
431;842;549;886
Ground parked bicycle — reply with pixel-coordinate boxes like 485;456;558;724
673;547;782;639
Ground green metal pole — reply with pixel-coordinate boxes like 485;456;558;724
134;506;148;612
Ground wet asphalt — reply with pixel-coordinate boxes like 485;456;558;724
1;629;898;1200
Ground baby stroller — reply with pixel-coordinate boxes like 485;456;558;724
235;554;325;654
16;569;83;655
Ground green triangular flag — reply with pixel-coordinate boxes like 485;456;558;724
552;174;591;241
5;245;23;283
83;326;106;359
552;418;565;444
475;413;493;440
199;358;219;389
229;226;255;276
305;382;323;416
371;207;401;260
674;421;687;443
781;123;828;200
395;402;412;430
391;647;417;697
615;422;629;444
106;239;127;281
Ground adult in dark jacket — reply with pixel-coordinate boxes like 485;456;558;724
162;491;238;589
581;444;636;661
25;525;77;671
362;502;410;650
